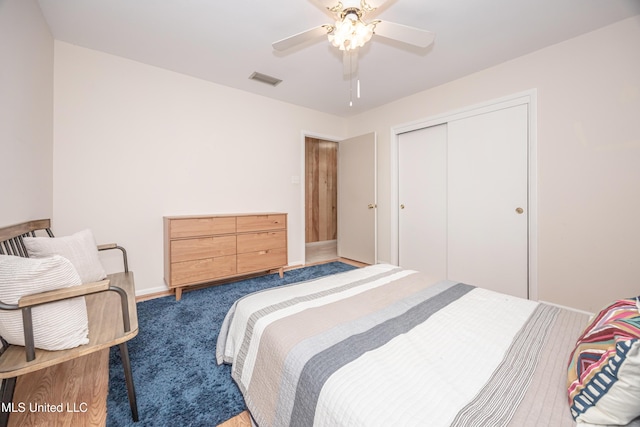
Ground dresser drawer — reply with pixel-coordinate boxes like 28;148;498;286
237;247;287;274
236;214;286;233
171;235;236;263
169;217;236;238
237;231;286;254
170;255;237;286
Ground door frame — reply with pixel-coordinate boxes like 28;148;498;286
300;131;378;266
299;131;343;266
389;89;539;300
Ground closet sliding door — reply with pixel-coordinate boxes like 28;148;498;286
447;104;528;298
398;124;447;277
397;103;529;298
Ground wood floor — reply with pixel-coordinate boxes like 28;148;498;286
5;257;366;427
218;410;252;427
7;350;109;427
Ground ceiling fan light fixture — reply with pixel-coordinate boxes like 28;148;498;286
327;10;376;51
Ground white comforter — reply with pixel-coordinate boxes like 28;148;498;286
217;264;588;427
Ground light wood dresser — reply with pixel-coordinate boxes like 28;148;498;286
163;213;287;300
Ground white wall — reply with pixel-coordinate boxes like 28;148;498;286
0;0;53;226
17;3;638;311
348;16;640;312
53;41;346;295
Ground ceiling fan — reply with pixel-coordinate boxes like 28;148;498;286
272;0;435;76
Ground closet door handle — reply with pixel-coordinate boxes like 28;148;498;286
400;204;405;210
515;207;524;214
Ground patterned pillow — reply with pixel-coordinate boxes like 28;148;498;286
567;297;640;425
0;254;89;350
24;229;107;284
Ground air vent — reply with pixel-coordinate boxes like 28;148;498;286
249;72;282;87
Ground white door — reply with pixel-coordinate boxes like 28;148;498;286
337;132;376;264
398;124;447;278
397;104;529;298
447;104;529;297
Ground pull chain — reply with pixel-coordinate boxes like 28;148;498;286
349;52;354;107
348;52;361;107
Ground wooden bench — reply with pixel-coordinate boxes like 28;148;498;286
0;219;139;426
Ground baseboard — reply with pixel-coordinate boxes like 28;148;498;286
136;285;170;298
135;260;348;301
539;300;594;316
305;240;337;247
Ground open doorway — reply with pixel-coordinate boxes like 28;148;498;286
305;136;338;264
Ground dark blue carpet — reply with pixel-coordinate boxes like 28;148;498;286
107;262;356;427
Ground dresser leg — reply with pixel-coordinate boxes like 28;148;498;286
278;267;284;278
175;287;182;301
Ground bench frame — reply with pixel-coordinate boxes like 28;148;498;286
0;219;138;425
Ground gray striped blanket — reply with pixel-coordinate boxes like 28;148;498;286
216;264;589;426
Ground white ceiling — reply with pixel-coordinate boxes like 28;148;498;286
37;0;640;117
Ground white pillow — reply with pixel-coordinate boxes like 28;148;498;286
0;254;89;351
23;229;107;284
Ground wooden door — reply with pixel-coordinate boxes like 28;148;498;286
447;104;529;298
337;132;376;264
305;138;338;243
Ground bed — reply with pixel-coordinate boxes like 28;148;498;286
216;264;640;427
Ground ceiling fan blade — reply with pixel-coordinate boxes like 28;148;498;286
360;0;395;18
373;20;435;48
343;50;359;76
311;0;342;8
310;0;343;17
362;0;389;7
272;26;330;52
